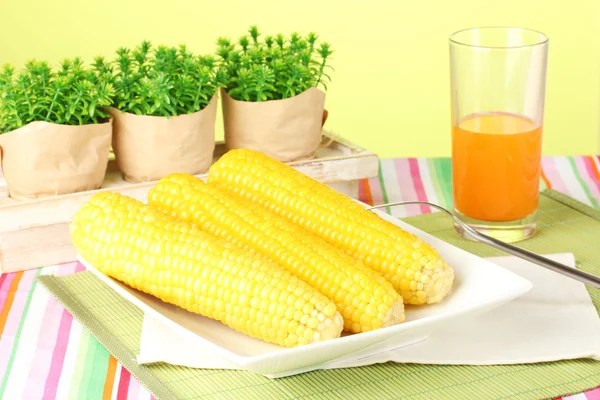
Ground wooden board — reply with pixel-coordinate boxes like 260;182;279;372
0;133;379;273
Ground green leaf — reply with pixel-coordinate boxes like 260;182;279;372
214;26;333;101
89;101;97;117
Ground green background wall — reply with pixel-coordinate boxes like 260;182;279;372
1;0;598;157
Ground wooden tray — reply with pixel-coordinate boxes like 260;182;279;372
0;133;379;273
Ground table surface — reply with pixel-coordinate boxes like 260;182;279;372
2;155;600;400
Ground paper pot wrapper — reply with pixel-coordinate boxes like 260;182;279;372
222;87;326;162
109;95;217;183
0;120;112;200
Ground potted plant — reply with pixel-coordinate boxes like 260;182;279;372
216;26;333;162
0;58;114;200
107;41;225;183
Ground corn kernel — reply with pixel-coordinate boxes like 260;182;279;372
148;173;405;333
207;148;455;305
70;192;344;348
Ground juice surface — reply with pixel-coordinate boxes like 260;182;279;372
452;112;542;222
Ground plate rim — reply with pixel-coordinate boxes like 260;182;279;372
74;202;534;369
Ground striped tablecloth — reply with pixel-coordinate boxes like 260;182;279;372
1;155;600;400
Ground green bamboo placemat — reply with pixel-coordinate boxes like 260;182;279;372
37;190;600;400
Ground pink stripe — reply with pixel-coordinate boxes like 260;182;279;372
116;367;131;400
0;273;10;291
25;264;78;400
408;158;431;214
0;273;17;312
0;274;6;288
41;308;74;400
584;387;600;399
358;180;365;201
368;176;384;206
393;159;421;216
54;262;80;277
0;270;38;396
127;374;141;398
541;157;569;194
580;157;600;197
0;271;37;364
75;262;86;273
42;262;85;399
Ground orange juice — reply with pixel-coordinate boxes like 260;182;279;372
452;112;542;222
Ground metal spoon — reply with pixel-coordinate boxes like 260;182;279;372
366;200;600;289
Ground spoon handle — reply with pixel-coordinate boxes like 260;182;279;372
367;200;600;289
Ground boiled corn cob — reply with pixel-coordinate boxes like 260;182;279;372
70;192;344;347
208;149;455;305
148;173;405;333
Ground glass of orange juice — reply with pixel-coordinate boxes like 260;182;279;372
450;27;549;243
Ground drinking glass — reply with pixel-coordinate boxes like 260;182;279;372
449;27;549;243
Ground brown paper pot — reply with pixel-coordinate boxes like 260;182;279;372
109;94;218;183
221;87;326;162
0;120;112;201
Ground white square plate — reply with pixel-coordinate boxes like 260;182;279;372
78;204;533;376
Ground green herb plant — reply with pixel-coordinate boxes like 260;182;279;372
216;25;334;102
110;41;226;117
0;58;114;134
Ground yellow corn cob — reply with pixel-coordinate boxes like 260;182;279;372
207;149;455;305
70;192;344;347
148;173;405;333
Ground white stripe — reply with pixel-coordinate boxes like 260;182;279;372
55;321;82;399
562;394;588;400
110;363;122;400
553;156;593;206
417;158;440;212
2;276;50;399
379;159;406;218
68;330;91;397
138;383;153;400
127;375;140;398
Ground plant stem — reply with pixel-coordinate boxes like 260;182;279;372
45;89;60;122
